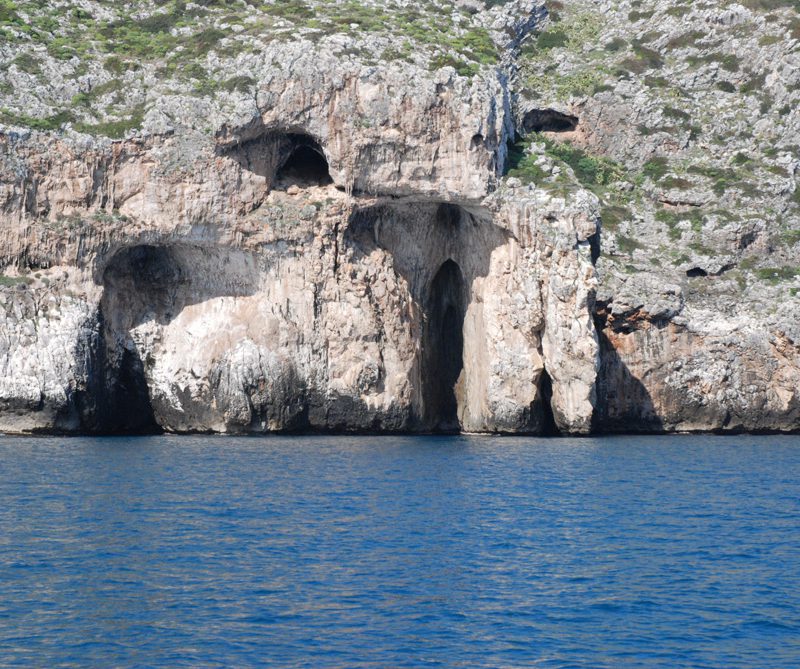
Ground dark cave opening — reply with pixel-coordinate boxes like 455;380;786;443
276;135;332;187
79;245;182;434
686;267;708;277
539;368;559;436
74;242;263;434
436;203;462;231
423;259;466;432
523;108;579;134
108;345;160;435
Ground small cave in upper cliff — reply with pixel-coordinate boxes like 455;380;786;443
522;109;579;134
220;130;333;191
422;259;467;433
275;134;333;188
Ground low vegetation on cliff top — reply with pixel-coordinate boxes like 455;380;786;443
513;0;799;303
0;0;507;136
2;0;798;309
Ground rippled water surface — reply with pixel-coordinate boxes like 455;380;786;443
1;435;799;667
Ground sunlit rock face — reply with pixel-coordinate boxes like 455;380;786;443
0;6;601;436
0;166;600;435
3;0;797;436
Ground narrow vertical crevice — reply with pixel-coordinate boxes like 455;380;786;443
106;345;160;434
539;368;560;436
423;259;466;432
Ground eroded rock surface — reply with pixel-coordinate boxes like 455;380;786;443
0;139;599;433
0;0;601;434
1;0;798;435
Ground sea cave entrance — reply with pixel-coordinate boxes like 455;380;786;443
81;245;183;434
423;259;467;432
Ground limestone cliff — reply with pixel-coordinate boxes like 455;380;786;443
0;0;797;434
516;0;800;433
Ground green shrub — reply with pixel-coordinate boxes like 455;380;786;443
542;136;624;189
74;105;145;138
666;30;704;50
600;205;632;231
656;207;705;240
660;175;692;189
688;52;740;72
738;0;800;10
262;0;314;20
617;234;644;254
12;52;41;74
0;275;33;287
629;41;664;70
430;54;477;77
222;75;256;93
755;266;800;283
604;37;627;52
642;157;670;181
618;41;665;74
740;71;767;94
644;74;669;88
663;106;690;121
0;108;74;131
781;229;800;246
0;0;21;25
506;153;548;184
536;29;568;49
104;56;127;75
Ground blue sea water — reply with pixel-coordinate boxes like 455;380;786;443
0;435;799;668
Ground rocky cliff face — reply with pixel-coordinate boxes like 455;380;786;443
516;0;800;433
0;0;798;435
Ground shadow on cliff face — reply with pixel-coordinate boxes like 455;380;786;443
538;369;560;436
75;243;260;434
74;320;161;435
592;321;665;434
344;201;513;433
98;244;259;329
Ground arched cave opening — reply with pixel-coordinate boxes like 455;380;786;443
523;108;579;134
686;267;708;278
276;135;333;187
79;245;183;434
422;259;467;432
